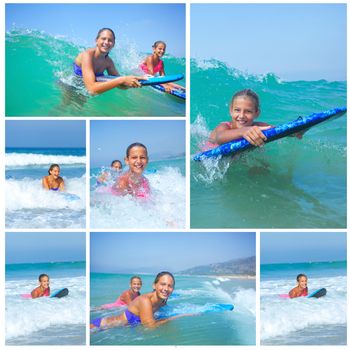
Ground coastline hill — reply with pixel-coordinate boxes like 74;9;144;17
177;256;256;276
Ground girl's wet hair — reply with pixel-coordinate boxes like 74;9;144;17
152;40;167;49
130;275;142;284
126;143;148;157
154;271;175;286
111;160;122;168
296;273;307;281
39;274;49;281
48;164;60;175
230;89;260;113
96;28;116;42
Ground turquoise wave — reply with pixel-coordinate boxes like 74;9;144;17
6;28;185;116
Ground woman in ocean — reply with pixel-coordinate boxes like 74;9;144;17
91;272;186;329
42;164;64;191
74;28;143;95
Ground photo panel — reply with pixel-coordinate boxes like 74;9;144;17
5;120;86;229
260;231;347;345
5;231;87;345
90;120;186;229
90;231;256;345
190;3;346;229
5;3;186;117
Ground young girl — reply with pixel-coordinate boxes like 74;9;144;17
140;41;185;93
91;272;185;329
113;143;150;199
100;276;142;309
42;164;65;191
207;89;272;149
289;274;308;298
74;28;143;95
31;274;50;299
97;160;123;185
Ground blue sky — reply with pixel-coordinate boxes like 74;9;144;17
261;232;347;264
6;120;85;148
6;232;86;264
6;3;185;57
91;232;256;273
191;4;346;81
90;120;185;167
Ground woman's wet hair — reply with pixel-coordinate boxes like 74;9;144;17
296;273;307;281
96;28;116;42
230;89;260;113
154;271;175;286
126;143;148;157
39;274;49;281
152;40;166;49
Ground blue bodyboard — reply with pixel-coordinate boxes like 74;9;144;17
96;74;184;86
307;288;327;299
194;107;347;161
151;84;186;100
50;288;69;298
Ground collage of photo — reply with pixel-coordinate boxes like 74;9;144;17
3;2;348;349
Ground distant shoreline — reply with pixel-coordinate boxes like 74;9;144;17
176;273;256;280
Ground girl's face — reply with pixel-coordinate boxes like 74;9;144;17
130;278;142;293
125;146;148;175
153;43;166;57
111;162;122;171
298;276;308;289
230;96;260;129
39;276;50;289
49;167;60;178
153;275;174;301
96;30;115;54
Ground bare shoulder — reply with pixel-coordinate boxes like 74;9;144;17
254;121;271;127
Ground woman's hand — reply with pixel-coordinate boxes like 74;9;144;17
121;76;142;88
242;125;271;147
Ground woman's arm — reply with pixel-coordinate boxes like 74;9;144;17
58;178;65;191
42;176;50;190
81;52;142;95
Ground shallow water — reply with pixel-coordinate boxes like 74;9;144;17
90;273;256;345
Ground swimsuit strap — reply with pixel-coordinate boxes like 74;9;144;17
73;62;105;78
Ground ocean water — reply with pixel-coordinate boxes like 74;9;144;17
5;261;86;345
90;273;256;345
260;261;347;345
5;148;86;228
190;59;346;228
6;28;185;116
90;158;186;229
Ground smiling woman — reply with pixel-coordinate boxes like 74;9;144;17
90;272;185;330
73;28;143;94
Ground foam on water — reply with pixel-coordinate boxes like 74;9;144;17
6;276;86;340
260;275;347;341
6;152;86;167
91;167;185;228
6;176;86;228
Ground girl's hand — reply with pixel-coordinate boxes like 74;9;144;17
242;125;271;147
122;76;142;88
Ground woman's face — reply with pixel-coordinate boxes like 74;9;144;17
49;166;60;178
96;30;115;53
153;275;174;300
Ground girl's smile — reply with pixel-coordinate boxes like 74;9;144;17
125;146;148;175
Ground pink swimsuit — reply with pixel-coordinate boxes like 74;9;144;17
140;59;163;75
203;121;232;150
